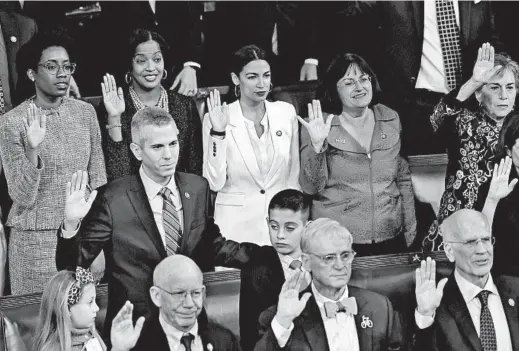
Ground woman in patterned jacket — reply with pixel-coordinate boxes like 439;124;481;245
423;43;519;251
0;31;107;294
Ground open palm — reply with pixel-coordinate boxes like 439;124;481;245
64;171;97;224
102;73;125;117
23;103;46;149
415;258;448;316
472;43;502;84
488;156;518;202
276;270;311;327
206;89;228;132
111;301;145;351
297;100;334;150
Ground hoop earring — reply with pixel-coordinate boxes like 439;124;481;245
234;84;240;97
162;70;168;80
125;72;132;84
269;82;273;93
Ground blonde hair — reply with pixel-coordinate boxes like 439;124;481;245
301;218;353;253
32;270;92;351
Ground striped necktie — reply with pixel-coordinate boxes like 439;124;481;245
436;0;463;90
159;187;182;255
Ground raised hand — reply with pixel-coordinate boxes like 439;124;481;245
206;89;229;133
472;43;502;84
275;270;311;328
23;103;46;149
102;73;125;117
415;258;448;317
170;66;198;97
487;156;518;202
297;100;334;151
64;171;97;231
111;301;145;351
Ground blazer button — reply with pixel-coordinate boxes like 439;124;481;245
260;189;265;194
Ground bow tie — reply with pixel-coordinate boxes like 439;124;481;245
323;297;358;318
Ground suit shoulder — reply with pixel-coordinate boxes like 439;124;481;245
177;172;209;188
207;321;239;345
101;175;136;196
373;103;400;118
495;274;519;292
349;285;391;306
269;100;296;115
243;246;278;270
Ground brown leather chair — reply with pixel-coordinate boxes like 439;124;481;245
0;251;451;350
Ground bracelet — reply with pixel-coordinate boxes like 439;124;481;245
210;129;226;137
106;123;122;130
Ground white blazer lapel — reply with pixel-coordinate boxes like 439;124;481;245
229;101;264;187
264;101;289;187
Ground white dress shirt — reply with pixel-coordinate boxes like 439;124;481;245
159;313;203;351
272;283;360;351
140;167;184;247
415;270;513;351
277;253;312;286
415;0;460;93
148;0;156;14
243;114;275;179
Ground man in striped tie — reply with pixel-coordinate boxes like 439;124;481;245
57;106;260;342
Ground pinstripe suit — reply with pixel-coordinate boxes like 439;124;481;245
0;97;106;293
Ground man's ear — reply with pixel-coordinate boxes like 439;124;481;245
130;142;142;161
150;286;162;308
507;148;512;157
301;253;311;273
231;72;240;86
443;243;456;263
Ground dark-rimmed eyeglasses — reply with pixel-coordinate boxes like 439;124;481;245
155;286;205;302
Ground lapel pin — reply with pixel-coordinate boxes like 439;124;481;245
185;192;190;199
207;343;214;351
336;138;346;144
361;315;373;329
381;133;387;139
10;36;17;43
509;298;515;307
276;130;282;136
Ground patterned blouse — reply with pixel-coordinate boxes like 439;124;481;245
422;90;501;251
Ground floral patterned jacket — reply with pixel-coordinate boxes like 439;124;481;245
422;89;501;251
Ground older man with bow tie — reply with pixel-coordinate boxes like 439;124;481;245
254;218;403;351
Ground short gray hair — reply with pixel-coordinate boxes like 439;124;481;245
301;218;353;253
131;107;178;144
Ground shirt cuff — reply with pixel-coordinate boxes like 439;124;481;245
415;309;435;329
271;316;294;348
184;61;201;69
60;221;80;239
304;58;318;66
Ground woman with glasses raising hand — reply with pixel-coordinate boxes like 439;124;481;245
299;53;416;256
0;31;106;294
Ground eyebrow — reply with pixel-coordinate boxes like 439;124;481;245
134;51;162;56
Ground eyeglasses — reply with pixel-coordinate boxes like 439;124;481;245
445;236;496;249
155;286;205;302
337;75;371;88
37;62;76;75
308;250;357;266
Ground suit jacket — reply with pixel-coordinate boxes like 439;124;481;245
133;310;241;351
55;172;258;337
255;284;403;351
313;1;498;101
202;100;300;246
240;246;284;351
0;10;37;106
412;274;519;351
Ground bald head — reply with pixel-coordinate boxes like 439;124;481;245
153;255;203;289
440;209;490;242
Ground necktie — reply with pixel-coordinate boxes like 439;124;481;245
180;333;195;351
0;77;5;115
324;297;358;318
435;0;463;90
477;290;497;351
289;259;302;270
159;187;182;255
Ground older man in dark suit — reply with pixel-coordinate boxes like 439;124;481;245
56;107;258;340
255;218;402;351
414;209;519;351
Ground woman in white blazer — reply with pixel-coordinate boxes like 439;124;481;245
202;45;300;246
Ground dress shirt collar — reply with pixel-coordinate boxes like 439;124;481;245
277;252;302;267
139;166;180;206
454;269;499;304
159;312;199;347
311;282;349;308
